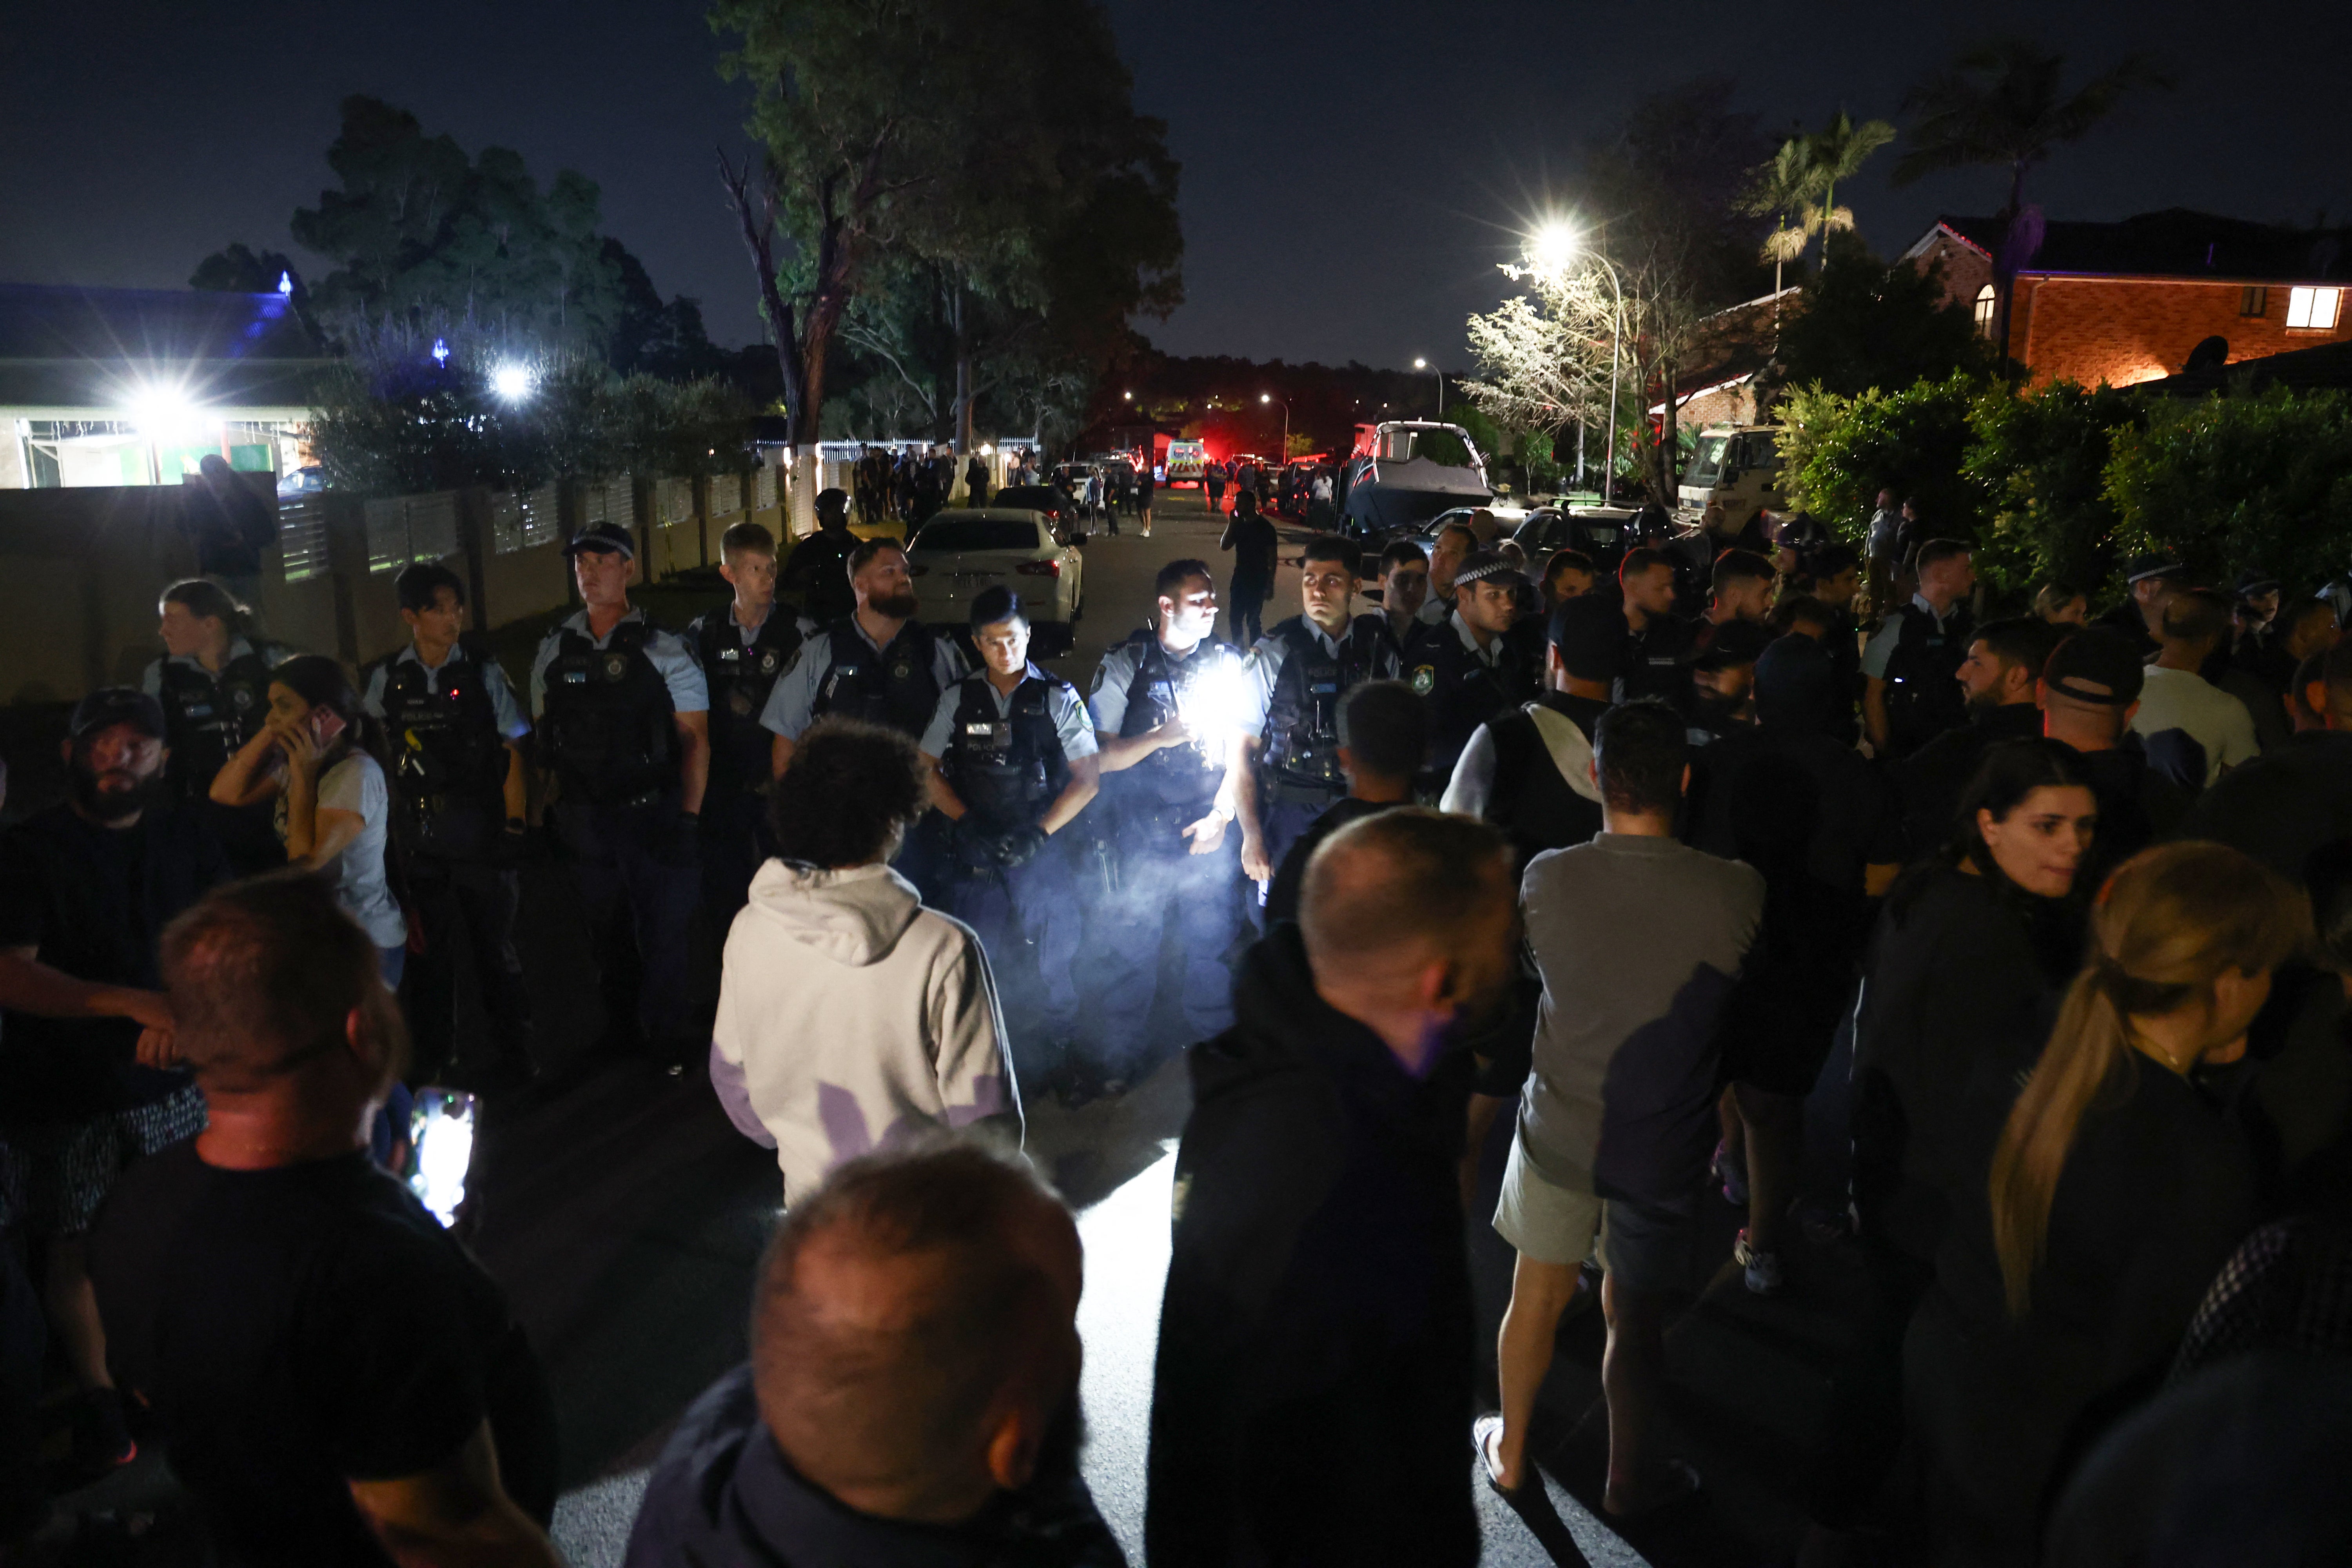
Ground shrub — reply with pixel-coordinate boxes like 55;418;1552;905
1779;370;1993;545
1964;380;2146;596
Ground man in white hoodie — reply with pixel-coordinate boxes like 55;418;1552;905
710;719;1021;1202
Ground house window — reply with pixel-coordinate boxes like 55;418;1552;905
1974;283;1997;334
2240;286;2269;318
2286;286;2343;330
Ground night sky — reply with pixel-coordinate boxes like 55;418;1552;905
4;0;2343;371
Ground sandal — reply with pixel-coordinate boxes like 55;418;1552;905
1472;1413;1522;1497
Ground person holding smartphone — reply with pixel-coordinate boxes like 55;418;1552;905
209;655;407;984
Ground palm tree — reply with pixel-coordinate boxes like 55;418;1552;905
1806;110;1896;270
1894;38;2172;369
1740;136;1821;305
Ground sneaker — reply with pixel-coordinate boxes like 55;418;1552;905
49;1388;136;1494
1733;1229;1784;1296
1712;1141;1750;1208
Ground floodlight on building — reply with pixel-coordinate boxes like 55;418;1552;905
277;271;294;297
432;338;450;367
490;363;534;401
128;382;204;441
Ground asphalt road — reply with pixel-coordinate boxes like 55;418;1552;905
39;488;1861;1565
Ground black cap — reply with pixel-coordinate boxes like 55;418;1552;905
2044;628;2146;706
69;687;167;743
1548;595;1627;682
2123;552;2187;586
1693;618;1772;671
564;522;635;561
2234;568;2283;599
816;487;849;519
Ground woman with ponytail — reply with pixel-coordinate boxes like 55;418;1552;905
1906;842;2307;1564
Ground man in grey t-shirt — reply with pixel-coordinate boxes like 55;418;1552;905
1475;700;1762;1515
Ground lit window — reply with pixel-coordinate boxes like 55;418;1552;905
2240;286;2269;318
1973;283;1997;334
2286;286;2343;330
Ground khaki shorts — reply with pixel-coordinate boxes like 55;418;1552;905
1494;1129;1696;1295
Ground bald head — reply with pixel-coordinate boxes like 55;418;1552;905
1299;809;1517;1072
751;1142;1080;1524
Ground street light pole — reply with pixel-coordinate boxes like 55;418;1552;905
1412;358;1445;416
1590;256;1624;507
1514;225;1626;506
1259;393;1289;460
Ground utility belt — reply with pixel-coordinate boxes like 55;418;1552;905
1263;775;1343;809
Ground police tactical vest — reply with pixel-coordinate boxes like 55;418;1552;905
372;646;508;858
540;620;681;806
944;673;1070;833
696;609;805;786
1882;601;1975;759
1260;614;1394;794
1615;616;1697;709
1116;629;1240;808
1406;619;1537;778
157;648;277;803
813;619;943;740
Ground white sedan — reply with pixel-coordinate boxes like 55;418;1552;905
905;508;1086;653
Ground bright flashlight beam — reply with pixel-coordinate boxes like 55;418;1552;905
1175;664;1253;772
490;363;535;401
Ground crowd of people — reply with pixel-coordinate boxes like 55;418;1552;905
4;467;2351;1566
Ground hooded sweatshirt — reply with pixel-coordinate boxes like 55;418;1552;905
713;860;1018;1201
1145;924;1477;1568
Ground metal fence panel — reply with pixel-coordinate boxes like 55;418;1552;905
709;474;740;517
365;497;410;574
278;497;331;583
755;465;776;511
407;491;459;562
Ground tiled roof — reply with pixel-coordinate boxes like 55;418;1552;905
1908;210;2351;284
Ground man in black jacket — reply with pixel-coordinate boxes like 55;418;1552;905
1147;810;1517;1568
1892;616;2063;857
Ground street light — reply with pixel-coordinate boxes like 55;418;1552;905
1259;392;1289;459
490;363;535;401
1413;357;1445;415
1507;221;1623;505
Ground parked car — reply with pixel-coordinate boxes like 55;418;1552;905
1337;421;1493;539
276;465;325;497
991;482;1083;543
1410;501;1529;548
1511;505;1640;579
905;508;1086;654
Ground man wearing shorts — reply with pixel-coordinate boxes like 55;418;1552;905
1477;700;1762;1516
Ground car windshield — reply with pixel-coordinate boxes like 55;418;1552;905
995;486;1062;508
912;517;1041;553
1685;434;1729;488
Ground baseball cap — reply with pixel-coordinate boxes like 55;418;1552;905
1692;618;1772;671
564;522;635;561
2043;628;2146;706
1453;549;1524;589
2234;568;2283;599
1548;595;1627;682
69;687;167;743
2123;553;2187;586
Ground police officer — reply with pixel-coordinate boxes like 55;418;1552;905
143;577;294;874
1440;594;1620;871
1226;534;1401;894
529;522;711;1072
780;487;860;626
1614;548;1698;710
1085;559;1250;1088
1403;548;1539;792
360;562;535;1091
1862;537;1977;761
687;521;813;929
918;587;1100;1089
759;535;968;893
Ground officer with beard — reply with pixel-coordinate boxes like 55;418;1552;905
1226;535;1402;901
0;690;230;1478
759;537;969;892
687;522;814;931
1084;559;1250;1093
919;588;1100;1093
361;563;535;1092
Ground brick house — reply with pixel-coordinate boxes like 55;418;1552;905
1903;209;2352;388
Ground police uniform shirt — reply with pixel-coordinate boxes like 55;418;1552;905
1234;617;1400;739
1085;637;1236;735
1416;592;1452;627
757;619;971;742
140;637;292;704
361;645;532;740
527;608;709;720
691;601;817;654
918;665;1099;764
1860;593;1962;682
